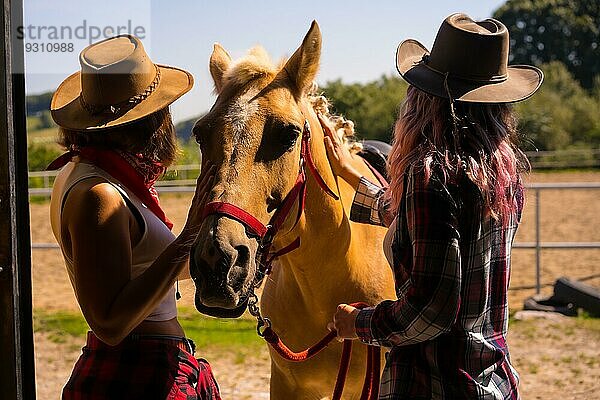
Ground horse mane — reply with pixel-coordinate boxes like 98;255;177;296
221;46;362;153
308;87;362;153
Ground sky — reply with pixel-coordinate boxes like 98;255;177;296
22;0;506;123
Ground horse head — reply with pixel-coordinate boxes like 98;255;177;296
190;21;330;317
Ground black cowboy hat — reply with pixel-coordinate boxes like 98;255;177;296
396;13;543;103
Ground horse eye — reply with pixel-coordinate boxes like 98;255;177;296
280;125;301;150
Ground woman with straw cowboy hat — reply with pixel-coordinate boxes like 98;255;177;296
48;35;220;399
324;13;543;399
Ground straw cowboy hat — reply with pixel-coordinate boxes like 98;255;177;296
51;35;193;130
396;13;543;103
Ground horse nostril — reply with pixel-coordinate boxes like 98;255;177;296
226;245;251;292
235;245;250;266
201;239;223;265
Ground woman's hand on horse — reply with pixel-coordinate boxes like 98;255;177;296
327;303;359;341
318;114;362;189
179;162;215;244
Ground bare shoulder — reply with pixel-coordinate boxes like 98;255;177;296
62;177;129;228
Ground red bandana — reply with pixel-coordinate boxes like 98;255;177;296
47;148;173;230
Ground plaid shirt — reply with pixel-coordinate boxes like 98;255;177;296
351;164;522;400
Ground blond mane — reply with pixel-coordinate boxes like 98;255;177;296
221;46;362;153
308;86;362;153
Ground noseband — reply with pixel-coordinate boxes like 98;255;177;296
201;119;339;281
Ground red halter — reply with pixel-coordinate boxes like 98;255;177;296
201;120;339;277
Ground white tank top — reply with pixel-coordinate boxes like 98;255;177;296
50;159;177;322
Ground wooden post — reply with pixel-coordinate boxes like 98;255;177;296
0;0;37;398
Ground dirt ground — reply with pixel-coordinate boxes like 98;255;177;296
508;314;600;400
29;170;600;399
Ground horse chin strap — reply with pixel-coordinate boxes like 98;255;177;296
201;119;339;279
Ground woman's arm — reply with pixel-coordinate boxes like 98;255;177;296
319;114;392;227
333;166;462;346
176;260;192;280
63;166;214;345
349;176;393;227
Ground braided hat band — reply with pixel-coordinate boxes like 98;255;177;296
79;64;162;116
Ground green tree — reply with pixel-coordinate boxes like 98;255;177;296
494;0;600;89
321;75;407;142
320;66;599;151
27;143;61;171
177;139;201;166
38;110;55;130
515;61;600;150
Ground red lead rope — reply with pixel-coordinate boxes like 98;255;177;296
261;302;380;400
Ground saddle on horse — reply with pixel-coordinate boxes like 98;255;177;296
357;140;391;183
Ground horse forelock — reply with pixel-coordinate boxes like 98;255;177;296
224;88;259;162
218;47;273;155
221;46;278;92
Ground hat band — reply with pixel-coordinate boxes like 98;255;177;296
418;54;508;84
79;64;162;116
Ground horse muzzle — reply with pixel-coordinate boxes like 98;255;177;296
189;216;259;317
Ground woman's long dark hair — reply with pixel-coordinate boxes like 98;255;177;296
58;107;178;166
387;85;529;222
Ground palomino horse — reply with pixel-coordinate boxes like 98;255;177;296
190;21;395;399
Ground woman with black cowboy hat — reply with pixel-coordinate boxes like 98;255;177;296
324;13;542;399
48;35;221;399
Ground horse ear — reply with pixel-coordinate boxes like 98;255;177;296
210;43;232;93
283;20;322;97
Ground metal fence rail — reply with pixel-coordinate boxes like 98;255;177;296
512;182;600;293
29;182;600;294
24;149;600;189
28;164;202;189
524;149;600;169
